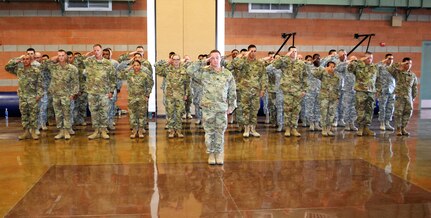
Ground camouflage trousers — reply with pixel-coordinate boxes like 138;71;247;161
192;86;203;120
303;91;320;123
240;90;261;126
166;97;185;130
342;91;357;123
202;108;227;154
267;92;277;125
108;89;118;127
263;91;269;115
319;97;339;127
275;91;284;127
70;99;75;126
88;93;109;128
73;92;88;125
38;92;48;127
355;91;375;127
378;92;395;122
18;96;39;129
394;97;413;128
184;94;192;115
128;97;148;129
53;95;72;129
283;92;303;128
334;91;344;122
235;90;244;126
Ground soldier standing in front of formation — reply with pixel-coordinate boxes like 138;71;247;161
348;52;378;136
42;50;79;140
119;60;154;138
230;44;268;138
272;46;308;137
156;54;189;138
312;61;341;136
187;49;237;165
5;54;42;140
376;54;396;131
387;57;418;136
81;44;116;140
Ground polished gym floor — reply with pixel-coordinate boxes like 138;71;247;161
1;111;431;217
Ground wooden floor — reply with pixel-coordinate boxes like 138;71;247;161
1;111;431;217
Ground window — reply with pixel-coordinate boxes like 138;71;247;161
248;3;293;13
65;0;112;12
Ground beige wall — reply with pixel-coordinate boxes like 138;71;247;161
156;0;216;115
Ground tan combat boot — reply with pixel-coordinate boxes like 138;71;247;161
138;129;145;138
344;124;351;131
55;129;64;140
350;123;358;131
208;153;216;165
315;122;322;131
284;127;291;137
249;125;260;137
327;126;335;137
291;128;301;137
100;128;110;139
309;122;315;131
385;121;394;131
18;129;31;140
401;127;410;136
215;152;224;165
322;126;328;137
243;125;250;138
64;129;71;140
357;126;364;136
380;121;386;131
88;128;100;140
41;124;48;131
168;129;175;138
396;127;403;136
30;128;39;140
130;129;138;139
363;126;376;136
68;128;75;135
176;129;184;138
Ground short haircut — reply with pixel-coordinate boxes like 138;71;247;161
326;61;336;67
42;54;50;59
74;52;81;56
136;46;144;49
385;53;393;58
231;49;239;53
58;49;66;53
240;48;247;53
102;48;110;53
328;49;336;55
402;57;412;62
338;49;345;53
133;60;142;65
169;52;176;58
268;51;275;55
134;53;142;57
93;44;102;49
365;51;373;55
312;53;320;59
247;44;256;51
305;55;312;60
288;46;296;51
66;51;73;56
27;48;36;53
210;49;221;55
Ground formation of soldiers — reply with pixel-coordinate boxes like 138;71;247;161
5;45;418;149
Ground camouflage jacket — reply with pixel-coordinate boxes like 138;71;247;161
266;64;283;93
305;63;321;93
72;57;86;93
347;60;377;93
229;57;268;92
118;68;154;99
376;63;396;95
156;63;190;99
5;58;43;98
82;57;116;95
272;57;308;95
42;60;79;97
387;64;418;100
187;61;237;112
313;67;341;100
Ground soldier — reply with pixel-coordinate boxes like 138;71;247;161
347;52;378;136
36;53;51;132
187;49;237;165
81;44;116;140
42;50;79;140
155;52;176;129
190;55;204;125
303;54;322;131
272;46;308;137
312;61;341;136
118;60;154;138
182;56;193;120
5;54;42;140
156;54;189;138
262;51;275;124
70;51;88;127
376;54;396;131
224;49;240;124
229;44;268;138
266;59;284;131
387;57;418;136
342;56;358;131
102;48;120;131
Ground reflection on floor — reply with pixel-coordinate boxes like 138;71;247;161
1;110;431;217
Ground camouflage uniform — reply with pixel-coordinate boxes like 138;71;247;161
156;64;189;131
108;59;119;129
376;63;396;124
38;63;52;128
339;62;357;128
189;61;204;122
118;67;154;130
155;60;170;125
226;60;243;126
387;63;418;131
71;58;88;126
272;57;308;132
229;57;268;127
322;56;345;126
304;63;321;128
266;64;284;128
5;58;43;131
312;67;341;128
83;57;116;129
187;61;237;154
348;60;377;134
42;61;79;130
